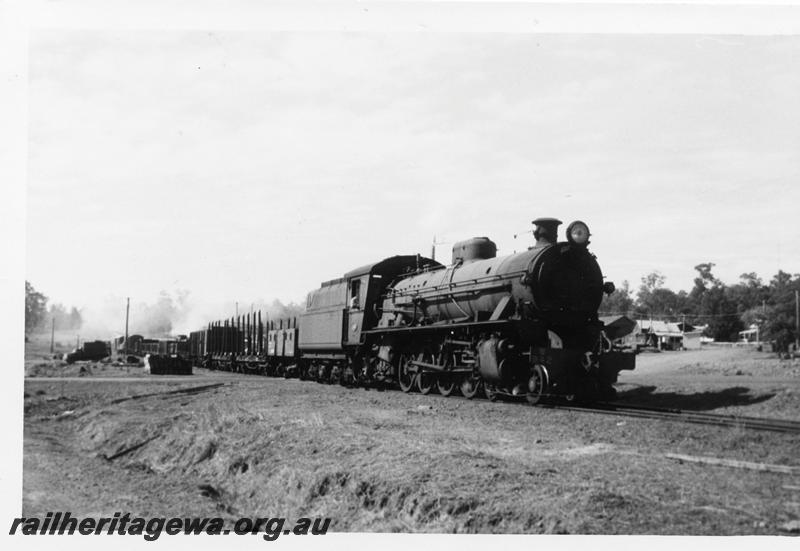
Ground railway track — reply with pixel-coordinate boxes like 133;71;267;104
536;401;800;434
195;366;800;434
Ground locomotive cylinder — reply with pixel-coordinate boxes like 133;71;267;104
476;336;518;383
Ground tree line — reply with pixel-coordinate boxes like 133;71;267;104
25;281;83;334
600;263;800;351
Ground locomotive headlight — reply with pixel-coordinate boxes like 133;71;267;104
566;221;590;245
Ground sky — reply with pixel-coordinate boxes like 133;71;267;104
24;29;800;329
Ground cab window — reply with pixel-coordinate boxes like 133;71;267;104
349;279;361;309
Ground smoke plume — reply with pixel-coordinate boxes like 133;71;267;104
79;290;305;340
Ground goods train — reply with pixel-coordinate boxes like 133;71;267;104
176;218;635;402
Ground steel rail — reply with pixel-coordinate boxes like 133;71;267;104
535;401;800;434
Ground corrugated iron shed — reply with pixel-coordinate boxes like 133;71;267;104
637;319;683;337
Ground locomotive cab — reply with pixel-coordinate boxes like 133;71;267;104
342;256;441;346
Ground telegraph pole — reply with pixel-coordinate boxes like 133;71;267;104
125;297;130;354
795;290;799;351
50;317;55;354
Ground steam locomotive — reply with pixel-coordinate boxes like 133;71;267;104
186;218;634;402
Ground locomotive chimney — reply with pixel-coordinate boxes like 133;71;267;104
532;217;562;246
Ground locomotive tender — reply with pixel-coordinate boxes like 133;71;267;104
188;218;634;403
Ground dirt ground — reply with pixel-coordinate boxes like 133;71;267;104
20;342;800;535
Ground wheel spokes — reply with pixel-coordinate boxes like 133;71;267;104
417;371;436;394
398;354;415;393
437;377;456;397
415;352;437;395
460;377;481;399
526;364;548;405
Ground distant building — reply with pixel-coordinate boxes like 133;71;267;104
738;324;760;343
635;319;685;351
682;329;706;350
